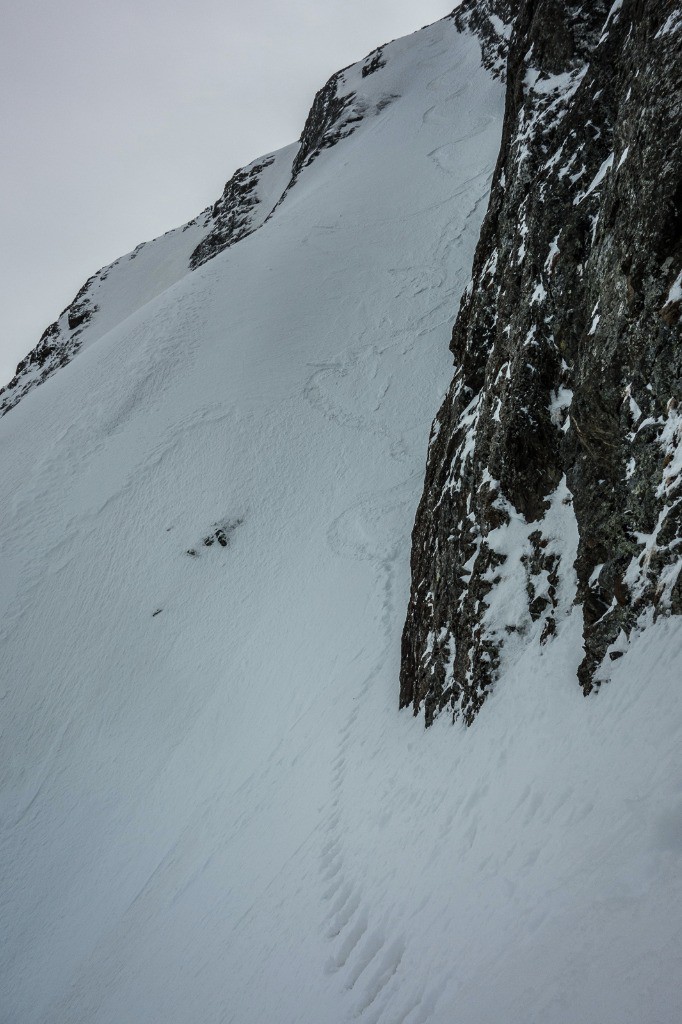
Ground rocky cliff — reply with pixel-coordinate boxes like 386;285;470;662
402;0;682;724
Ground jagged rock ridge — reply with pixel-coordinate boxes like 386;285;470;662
188;156;277;271
402;0;682;725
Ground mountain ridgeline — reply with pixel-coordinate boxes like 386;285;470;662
401;0;682;724
0;44;393;418
3;1;681;730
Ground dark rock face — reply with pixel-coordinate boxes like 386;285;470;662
402;0;682;725
0;277;99;417
288;69;362;186
189;156;276;270
362;47;386;78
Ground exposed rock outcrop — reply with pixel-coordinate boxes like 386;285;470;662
0;275;100;416
189;157;276;270
290;70;360;182
402;0;682;724
450;0;516;79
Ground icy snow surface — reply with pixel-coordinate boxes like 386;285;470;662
1;16;682;1024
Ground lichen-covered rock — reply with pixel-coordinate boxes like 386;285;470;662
402;0;682;724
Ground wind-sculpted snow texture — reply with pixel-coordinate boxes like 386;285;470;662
402;0;682;725
2;11;682;1024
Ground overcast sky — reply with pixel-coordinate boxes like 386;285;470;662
1;0;454;386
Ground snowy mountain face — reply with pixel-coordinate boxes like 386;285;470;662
0;143;297;417
2;5;682;1024
402;0;682;723
0;24;439;419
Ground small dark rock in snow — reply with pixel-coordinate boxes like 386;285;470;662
200;517;243;551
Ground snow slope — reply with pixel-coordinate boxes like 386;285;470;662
0;139;301;417
1;14;681;1024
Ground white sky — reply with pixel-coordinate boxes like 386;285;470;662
1;0;453;386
